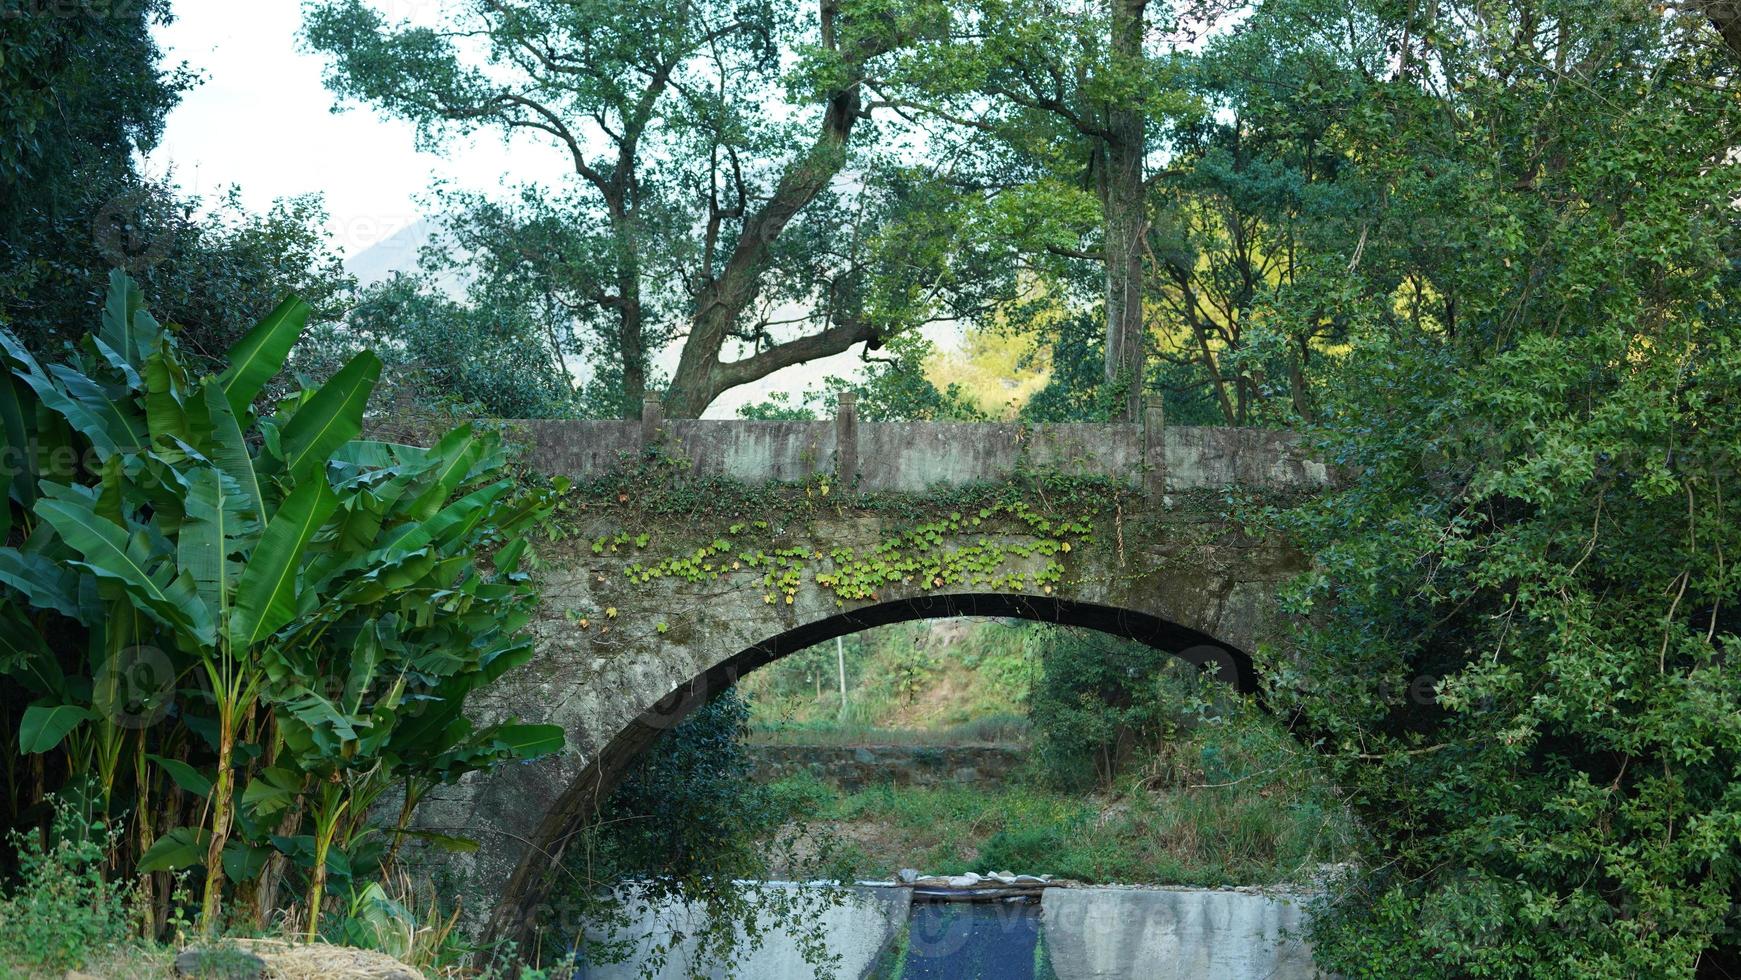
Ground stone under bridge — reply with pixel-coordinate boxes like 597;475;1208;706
408;397;1332;940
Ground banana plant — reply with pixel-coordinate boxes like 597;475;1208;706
0;271;563;937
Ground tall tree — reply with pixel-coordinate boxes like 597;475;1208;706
1141;0;1377;425
871;0;1200;420
306;0;945;418
0;4;352;363
1253;0;1741;973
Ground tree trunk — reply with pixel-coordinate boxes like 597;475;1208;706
1101;0;1148;423
1706;1;1741;62
607;198;649;418
619;267;648;417
665;98;857;418
662;0;895;418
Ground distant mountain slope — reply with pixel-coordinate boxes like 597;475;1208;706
343;217;469;295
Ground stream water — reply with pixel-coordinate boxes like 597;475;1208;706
872;899;1058;979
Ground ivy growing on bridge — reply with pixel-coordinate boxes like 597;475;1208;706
513;450;1298;640
529;452;1246;613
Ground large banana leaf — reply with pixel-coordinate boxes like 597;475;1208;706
147;754;214;797
18;702;97;754
143;346;191;445
179;466;259;626
228;477;339;648
328;440;431;475
98;269;151;367
138;826;212;873
353;479;514;579
217;295;310;417
48;364;146;454
341;618;387;716
0;547;87;621
424;480;514;550
2;335;127;459
34;485;215;645
240;766;304;818
401;424;484;520
277;351;381;481
422;720;565;783
276;687;363;761
200;380;267;522
89;335;143;392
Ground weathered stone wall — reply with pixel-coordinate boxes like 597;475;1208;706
505;413;1328;493
407;415;1331;939
747;744;1028;791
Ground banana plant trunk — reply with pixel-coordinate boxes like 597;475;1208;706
200;708;236;934
305;784;348;943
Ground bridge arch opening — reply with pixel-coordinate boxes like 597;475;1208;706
488;593;1261;943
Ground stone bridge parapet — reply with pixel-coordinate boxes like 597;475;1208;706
506;394;1329;495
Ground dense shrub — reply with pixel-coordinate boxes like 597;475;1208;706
1026;627;1200;792
0;804;131;973
557;689;844;978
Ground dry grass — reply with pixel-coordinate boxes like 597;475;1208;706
41;940;425;980
226;938;421;979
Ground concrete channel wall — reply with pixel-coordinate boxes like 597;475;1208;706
1042;887;1322;980
579;884;1326;979
578;883;909;980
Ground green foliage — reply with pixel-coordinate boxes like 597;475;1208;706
745;618;1037;740
294;272;583;418
556;690;844;979
603;491;1090;608
577;692;775;883
828;333;989;423
2;175;355;374
749;618;1354;886
772;717;1354;887
1020;312;1117;424
0;802;131;974
1248;0;1741;974
0;271;562;939
1026;628;1200;792
736;392;819;421
0;1;351;371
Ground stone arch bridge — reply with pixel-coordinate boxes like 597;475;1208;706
411;398;1332;940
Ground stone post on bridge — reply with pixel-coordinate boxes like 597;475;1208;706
835;391;859;491
1144;393;1167;495
640;393;664;452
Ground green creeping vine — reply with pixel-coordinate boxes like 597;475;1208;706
529;452;1290;624
611;499;1093;606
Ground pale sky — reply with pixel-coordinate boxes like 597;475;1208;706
144;0;950;417
145;0;553;261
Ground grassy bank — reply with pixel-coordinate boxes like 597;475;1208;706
743;619;1038;735
771;776;1352;886
762;726;1356;887
745;620;1358;888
